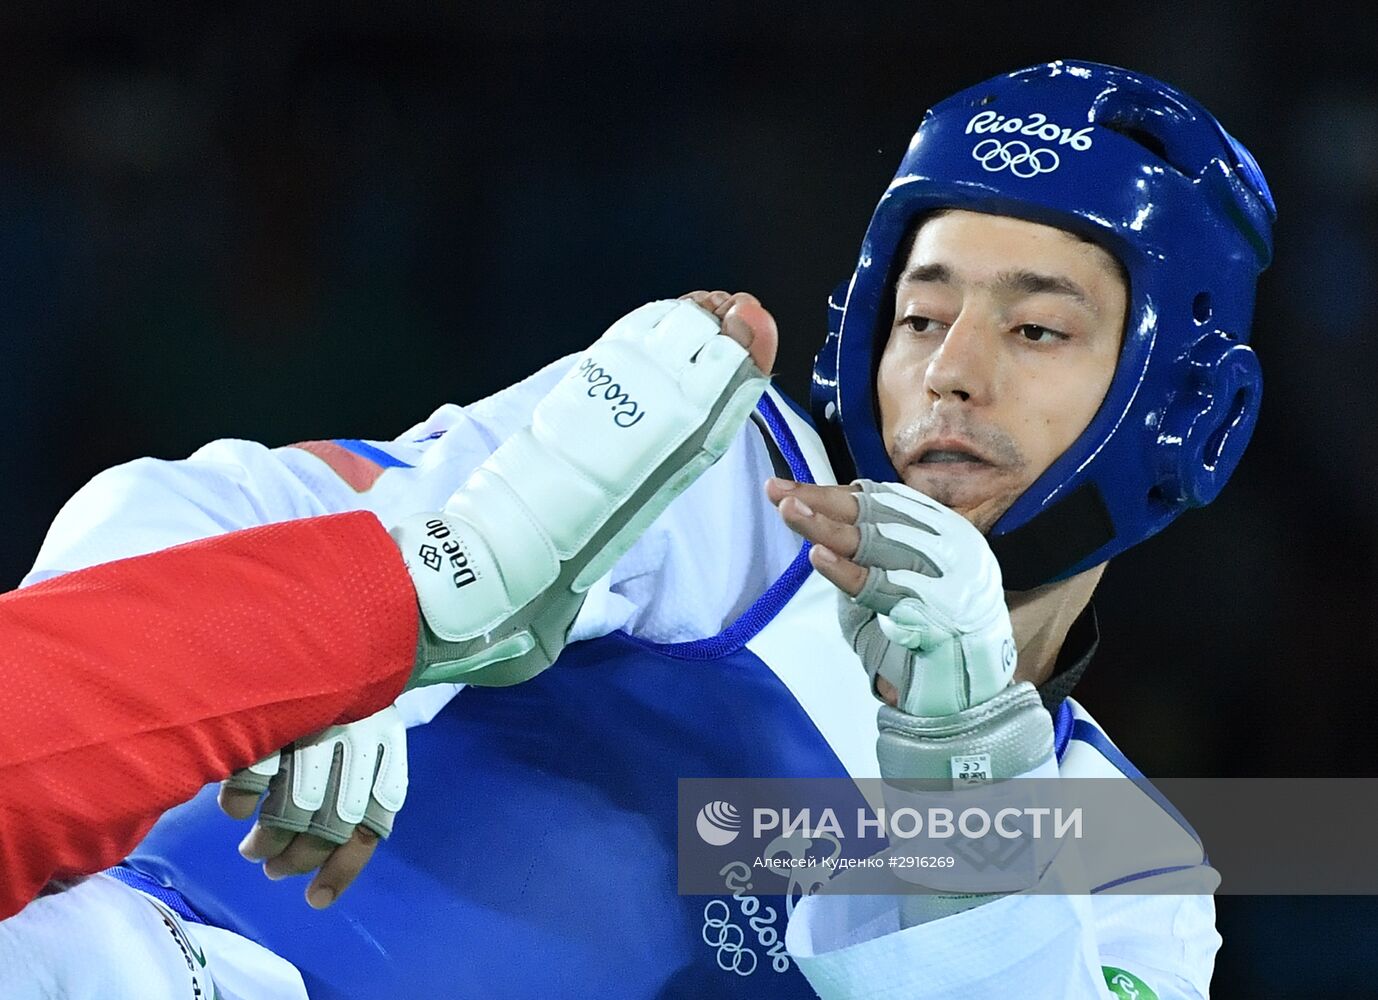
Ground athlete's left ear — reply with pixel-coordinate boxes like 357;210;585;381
1155;330;1261;507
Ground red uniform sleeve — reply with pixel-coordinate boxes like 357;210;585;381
0;510;418;920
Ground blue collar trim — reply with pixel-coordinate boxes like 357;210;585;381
1052;700;1074;762
635;391;816;661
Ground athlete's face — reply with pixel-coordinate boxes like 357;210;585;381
876;210;1127;532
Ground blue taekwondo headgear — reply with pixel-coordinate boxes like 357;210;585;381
811;60;1275;590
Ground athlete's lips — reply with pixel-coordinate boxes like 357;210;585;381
904;438;995;467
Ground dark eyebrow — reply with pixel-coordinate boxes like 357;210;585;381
900;261;1097;315
994;270;1095;312
900;262;951;285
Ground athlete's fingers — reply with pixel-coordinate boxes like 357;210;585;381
808;544;868;598
676;290;777;374
678;289;757;320
304;826;381;909
678;290;731;313
238;822;294;862
262;832;337;880
765;479;860;526
218;784;264;821
774;493;862;561
722;298;778;375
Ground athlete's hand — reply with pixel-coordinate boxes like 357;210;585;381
218;705;407;909
765;478;1016;716
769;478;1059;925
768;476;1051;780
396;294;776;689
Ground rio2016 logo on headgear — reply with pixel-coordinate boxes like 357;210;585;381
965;109;1094;179
696;801;742;846
965;110;1094;149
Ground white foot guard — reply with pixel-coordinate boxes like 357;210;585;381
394;299;770;686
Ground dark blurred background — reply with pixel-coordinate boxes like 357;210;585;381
2;2;1373;995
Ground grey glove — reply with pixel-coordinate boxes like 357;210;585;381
224;705;408;844
833;482;1061;926
838;480;1016;719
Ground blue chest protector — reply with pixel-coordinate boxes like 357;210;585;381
122;396;862;999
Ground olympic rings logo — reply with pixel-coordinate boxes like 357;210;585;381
971;139;1060;178
702;899;759;976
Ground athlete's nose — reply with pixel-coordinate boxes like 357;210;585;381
923;312;995;405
